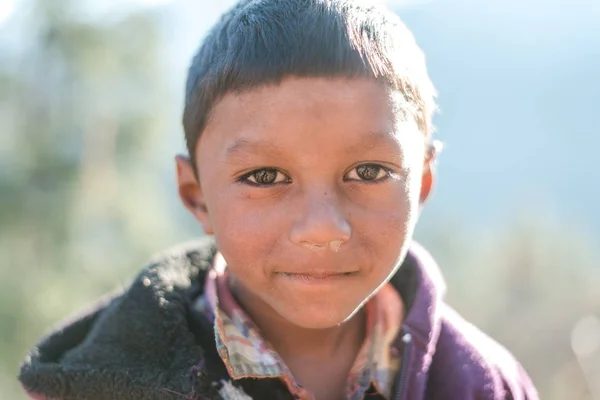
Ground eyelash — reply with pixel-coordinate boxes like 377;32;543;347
237;164;394;187
344;164;393;184
238;168;291;187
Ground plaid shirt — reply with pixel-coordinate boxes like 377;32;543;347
194;253;404;400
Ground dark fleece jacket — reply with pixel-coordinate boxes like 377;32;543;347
19;237;539;399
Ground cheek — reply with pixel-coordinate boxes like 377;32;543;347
359;173;419;225
359;203;411;261
209;190;288;273
355;177;421;266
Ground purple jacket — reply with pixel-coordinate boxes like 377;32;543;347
19;238;539;399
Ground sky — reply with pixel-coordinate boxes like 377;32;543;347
0;0;425;25
0;0;15;25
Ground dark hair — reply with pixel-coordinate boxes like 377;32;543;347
182;0;436;168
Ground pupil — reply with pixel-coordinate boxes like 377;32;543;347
255;169;277;184
357;165;380;180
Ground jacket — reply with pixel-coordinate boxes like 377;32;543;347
19;237;539;399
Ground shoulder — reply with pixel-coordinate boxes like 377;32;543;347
19;237;226;400
427;303;539;400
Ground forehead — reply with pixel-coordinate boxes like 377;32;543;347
198;77;420;159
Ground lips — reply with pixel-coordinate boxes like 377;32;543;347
281;271;354;278
277;271;358;283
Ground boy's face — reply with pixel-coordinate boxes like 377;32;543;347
177;77;433;329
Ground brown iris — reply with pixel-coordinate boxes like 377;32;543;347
355;164;381;181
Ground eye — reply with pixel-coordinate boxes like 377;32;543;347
239;168;290;186
345;164;390;182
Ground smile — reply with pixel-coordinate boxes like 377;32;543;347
277;271;358;284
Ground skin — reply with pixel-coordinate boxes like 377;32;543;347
176;77;434;399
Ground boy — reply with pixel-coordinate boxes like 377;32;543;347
19;0;539;399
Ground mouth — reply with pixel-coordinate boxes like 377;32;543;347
276;271;358;284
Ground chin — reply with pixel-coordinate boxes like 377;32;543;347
280;304;361;330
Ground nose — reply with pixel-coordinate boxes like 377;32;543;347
289;189;352;250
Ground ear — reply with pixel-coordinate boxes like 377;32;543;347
419;143;438;205
420;164;434;204
175;155;214;234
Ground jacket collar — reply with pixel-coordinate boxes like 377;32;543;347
19;238;446;400
389;242;446;399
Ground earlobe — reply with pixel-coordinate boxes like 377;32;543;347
419;165;434;204
419;141;440;205
175;155;214;234
419;158;436;206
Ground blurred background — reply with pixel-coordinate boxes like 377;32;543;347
0;0;599;398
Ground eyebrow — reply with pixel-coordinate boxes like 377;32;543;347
224;130;401;159
225;138;284;158
344;130;401;154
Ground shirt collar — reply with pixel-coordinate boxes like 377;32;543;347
194;253;404;399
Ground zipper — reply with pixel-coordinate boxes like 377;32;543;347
394;328;412;400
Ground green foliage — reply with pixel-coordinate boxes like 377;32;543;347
0;0;174;398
